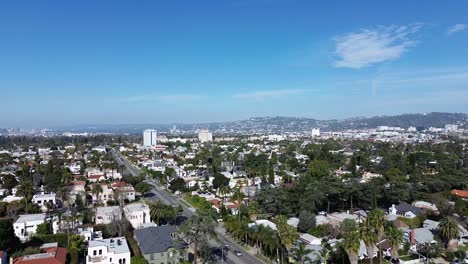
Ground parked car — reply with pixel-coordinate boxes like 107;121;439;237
234;250;242;257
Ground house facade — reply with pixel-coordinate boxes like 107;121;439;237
123;203;151;229
95;206;122;225
14;213;47;242
134;226;188;264
86;237;131;264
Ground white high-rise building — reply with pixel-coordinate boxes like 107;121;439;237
198;129;213;143
311;128;320;137
143;129;157;146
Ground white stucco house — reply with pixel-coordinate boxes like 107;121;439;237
14;213;47;242
32;192;57;212
95;206;122;225
86;237;131;264
123;203;151;229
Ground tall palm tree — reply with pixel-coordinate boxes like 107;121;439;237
92;184;103;205
178;208;218;264
360;221;377;264
218;185;231;204
231;187;246;222
248;200;260;221
438;216;459;248
291;242;313;264
385;226;403;258
342;230;360;264
17;180;35;213
275;214;299;263
368;209;385;263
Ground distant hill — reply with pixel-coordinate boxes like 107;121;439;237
325;112;468;131
50;112;468;134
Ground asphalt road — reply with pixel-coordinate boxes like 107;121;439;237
110;149;265;264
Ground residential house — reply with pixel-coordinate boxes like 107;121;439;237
69;180;86;205
412;201;438;213
31;192;56;212
77;226;103;242
13;242;67;264
389;203;426;219
86;237;131;264
91;184;114;205
14;213;47;242
423;219;468;243
402;228;436;251
451;189;468;201
299;233;321;245
134;226;188;264
95;206;122;225
123;203;151;229
111;182;135;202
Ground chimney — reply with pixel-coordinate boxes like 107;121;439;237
410;229;415;245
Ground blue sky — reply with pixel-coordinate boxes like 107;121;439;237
1;0;467;127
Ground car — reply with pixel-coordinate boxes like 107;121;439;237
233;250;242;257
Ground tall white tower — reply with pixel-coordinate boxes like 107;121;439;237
143;129;157;146
198;129;213;143
311;128;320;137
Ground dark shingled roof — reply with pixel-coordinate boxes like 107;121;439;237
134;226;186;254
395;202;426;216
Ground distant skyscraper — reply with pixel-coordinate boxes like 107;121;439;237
311;128;320;137
143;129;157;146
198;129;213;143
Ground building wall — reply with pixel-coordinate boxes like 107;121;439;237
144;129;158;146
143;249;187;264
14;220;44;241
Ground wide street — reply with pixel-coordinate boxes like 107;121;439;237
110;149;265;264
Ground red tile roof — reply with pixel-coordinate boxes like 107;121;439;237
111;181;130;188
71;180;86;186
13;245;67;264
452;189;468;198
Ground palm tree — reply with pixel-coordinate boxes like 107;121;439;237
231;187;246;222
68;234;85;264
342;230;360;264
218;185;231;204
438;216;459;248
275;214;299;263
368;209;385;263
17;180;35;213
291;242;313;264
178;208;218;264
92;184;103;205
385;226;403;258
360;221;377;264
248;200;260;221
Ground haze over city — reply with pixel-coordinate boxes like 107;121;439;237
1;1;468;127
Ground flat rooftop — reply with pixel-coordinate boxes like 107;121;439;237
15;213;46;223
89;237;130;254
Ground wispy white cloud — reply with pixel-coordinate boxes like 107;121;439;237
447;24;466;35
124;94;205;102
232;89;310;101
334;24;422;69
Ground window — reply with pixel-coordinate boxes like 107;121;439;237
99;249;102;255
150;254;154;260
110;258;112;262
93;250;96;256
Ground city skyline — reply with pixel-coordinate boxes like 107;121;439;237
1;1;468;127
